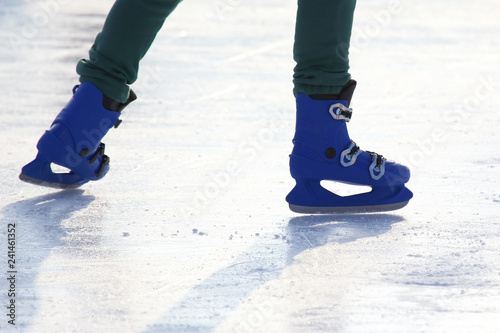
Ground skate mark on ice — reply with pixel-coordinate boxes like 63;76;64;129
0;190;95;330
145;214;402;332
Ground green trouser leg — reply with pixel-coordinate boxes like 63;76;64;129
77;0;182;103
293;0;357;96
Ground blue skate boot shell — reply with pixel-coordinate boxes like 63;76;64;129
286;80;413;213
20;82;135;188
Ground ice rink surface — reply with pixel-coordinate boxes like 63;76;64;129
1;0;499;332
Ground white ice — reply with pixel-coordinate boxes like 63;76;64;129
1;0;500;332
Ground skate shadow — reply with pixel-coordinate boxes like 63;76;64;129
145;213;403;332
0;190;95;331
286;214;403;264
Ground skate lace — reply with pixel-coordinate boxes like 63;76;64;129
341;141;387;180
329;103;352;122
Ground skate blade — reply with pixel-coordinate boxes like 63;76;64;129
19;172;84;190
289;200;410;214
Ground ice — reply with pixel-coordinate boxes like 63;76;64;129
1;0;500;332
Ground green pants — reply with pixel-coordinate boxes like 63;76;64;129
78;0;356;103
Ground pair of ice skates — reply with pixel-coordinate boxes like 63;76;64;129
20;80;412;213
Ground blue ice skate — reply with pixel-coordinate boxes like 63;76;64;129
19;82;136;189
286;80;413;213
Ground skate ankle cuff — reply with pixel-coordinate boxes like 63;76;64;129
102;89;137;112
102;89;137;128
309;93;340;100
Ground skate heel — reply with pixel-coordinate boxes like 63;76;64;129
286;179;338;209
19;152;88;189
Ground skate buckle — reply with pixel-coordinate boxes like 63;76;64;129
329;103;352;122
88;143;106;164
369;152;386;180
340;141;361;167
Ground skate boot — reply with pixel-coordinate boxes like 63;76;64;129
286;80;413;213
19;82;136;189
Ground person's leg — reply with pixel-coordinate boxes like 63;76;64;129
78;0;183;103
20;0;182;188
287;0;413;213
293;0;356;96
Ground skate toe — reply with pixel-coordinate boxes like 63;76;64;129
384;161;411;184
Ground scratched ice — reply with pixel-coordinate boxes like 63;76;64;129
0;0;499;332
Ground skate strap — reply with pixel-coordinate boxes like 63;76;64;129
329;103;352;122
340;141;361;167
88;143;106;164
341;142;387;180
367;151;386;180
85;143;110;178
